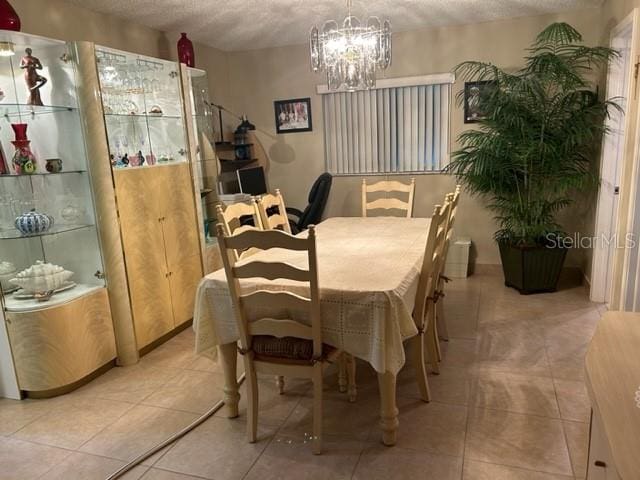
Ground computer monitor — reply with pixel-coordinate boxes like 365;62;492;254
237;166;267;196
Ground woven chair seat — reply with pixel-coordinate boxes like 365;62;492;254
252;335;335;362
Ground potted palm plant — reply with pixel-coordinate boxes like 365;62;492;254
447;23;619;294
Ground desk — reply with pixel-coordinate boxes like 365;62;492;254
194;216;430;444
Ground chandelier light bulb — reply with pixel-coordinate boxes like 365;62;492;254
310;0;392;91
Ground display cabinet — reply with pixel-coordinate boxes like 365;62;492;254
73;43;204;356
0;32;116;398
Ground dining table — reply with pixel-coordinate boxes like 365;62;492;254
193;216;431;445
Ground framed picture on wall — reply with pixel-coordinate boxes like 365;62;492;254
464;81;496;124
274;97;312;134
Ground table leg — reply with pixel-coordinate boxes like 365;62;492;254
377;371;399;446
219;342;240;418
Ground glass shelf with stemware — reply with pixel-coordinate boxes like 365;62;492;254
103;112;182;119
96;46;187;173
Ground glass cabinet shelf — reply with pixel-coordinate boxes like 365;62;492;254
0;104;76;118
4;284;103;313
104;112;182;120
0;170;86;177
0;223;94;240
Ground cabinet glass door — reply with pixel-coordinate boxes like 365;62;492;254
96;47;188;170
0;32;106;312
186;67;219;243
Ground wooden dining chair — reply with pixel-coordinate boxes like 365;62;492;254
361;178;416;218
256;189;292;234
435;185;462;347
337;206;449;402
421;200;452;375
216;199;264;260
216;224;355;454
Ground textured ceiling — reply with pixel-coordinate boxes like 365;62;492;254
67;0;604;51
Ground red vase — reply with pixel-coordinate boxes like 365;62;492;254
177;33;195;68
11;123;28;142
0;0;20;31
10;123;36;174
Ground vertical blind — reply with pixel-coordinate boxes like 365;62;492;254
322;83;451;175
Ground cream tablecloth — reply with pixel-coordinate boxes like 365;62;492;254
194;216;430;374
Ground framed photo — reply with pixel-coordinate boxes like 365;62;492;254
274;98;312;134
464;81;495;124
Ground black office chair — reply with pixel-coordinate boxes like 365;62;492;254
287;173;332;234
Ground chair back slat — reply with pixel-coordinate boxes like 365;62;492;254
248;318;314;340
257;189;292;234
366;180;414;193
362;178;415;218
234;261;310;281
366;197;411;212
216;223;322;359
266;213;289;231
241;290;311;314
222;228;309;252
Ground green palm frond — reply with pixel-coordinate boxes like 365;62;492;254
446;22;619;245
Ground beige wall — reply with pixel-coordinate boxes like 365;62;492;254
224;8;604;266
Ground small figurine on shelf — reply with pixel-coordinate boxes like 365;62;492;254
14;209;53;235
148;105;163;116
110;154;116;167
146;153;156;166
121;153;129;166
11;123;37;174
45;158;63;173
137;150;145;166
20;48;47;106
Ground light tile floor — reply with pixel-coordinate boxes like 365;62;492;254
0;271;597;480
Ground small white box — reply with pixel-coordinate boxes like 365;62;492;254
444;237;471;279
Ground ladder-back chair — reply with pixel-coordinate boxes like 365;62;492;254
436;185;462;346
257;189;292;234
216;224;355;454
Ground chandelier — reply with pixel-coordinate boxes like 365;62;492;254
310;0;392;91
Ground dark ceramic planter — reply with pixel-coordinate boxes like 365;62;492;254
498;242;567;294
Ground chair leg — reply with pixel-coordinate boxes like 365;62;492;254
425;309;440;375
312;364;323;455
276;375;285;394
436;296;449;342
410;335;430;402
433;316;443;362
345;354;357;403
245;359;259;443
337;355;347;393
